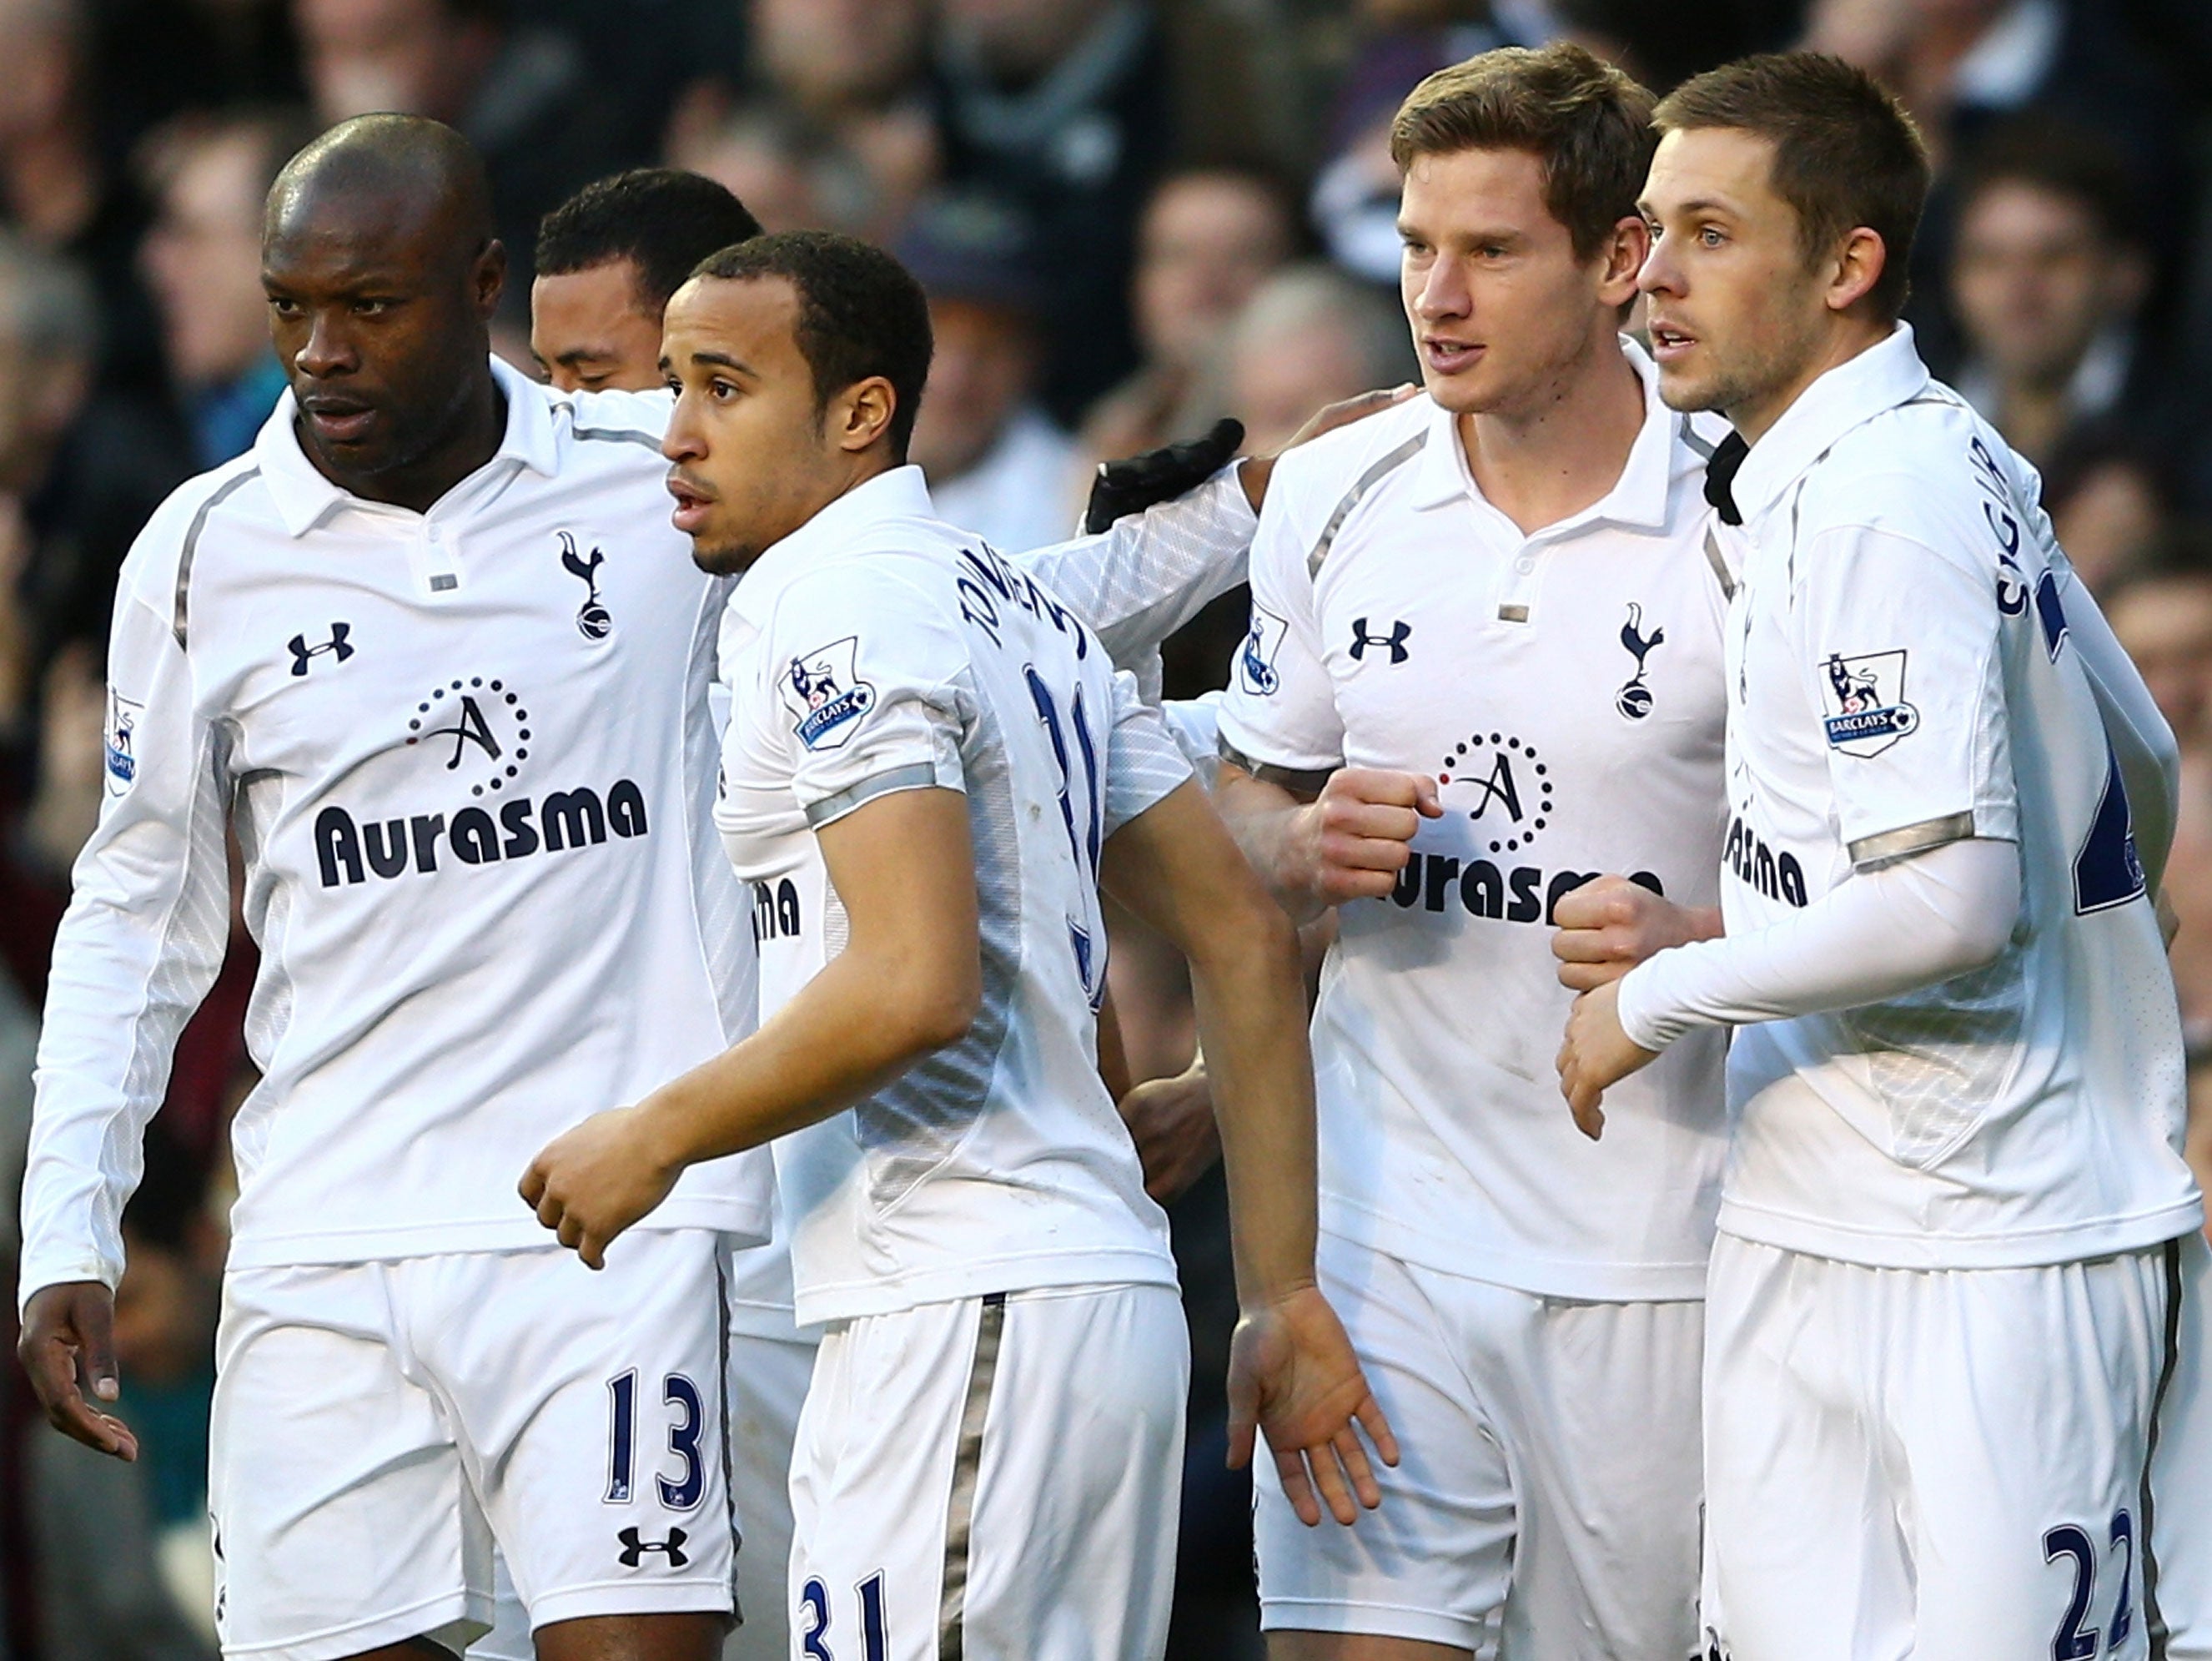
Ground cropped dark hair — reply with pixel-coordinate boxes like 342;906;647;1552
1957;117;2142;249
1655;52;1930;323
1389;42;1656;259
536;169;764;314
689;231;933;462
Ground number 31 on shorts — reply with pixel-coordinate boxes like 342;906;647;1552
799;1573;887;1661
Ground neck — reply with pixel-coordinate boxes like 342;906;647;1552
1731;315;1893;447
1457;328;1646;536
309;367;505;515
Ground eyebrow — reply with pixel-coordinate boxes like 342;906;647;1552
553;345;613;368
1646;198;1741;219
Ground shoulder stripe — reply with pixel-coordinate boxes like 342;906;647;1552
1677;415;1717;461
1702;528;1736;600
573;425;663;452
173;467;262;649
1307;430;1425;578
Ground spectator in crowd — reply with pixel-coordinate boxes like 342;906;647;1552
2042;424;2174;599
1948;122;2156;469
2107;560;2212;1053
666;100;842;237
1081;166;1295;464
138;109;316;470
0;0;167;392
749;0;938;239
292;0;629;323
931;0;1178;422
901;193;1078;554
1220;260;1410;453
0;234;188;740
1803;0;2187;374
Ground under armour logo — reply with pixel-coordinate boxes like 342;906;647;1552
561;531;611;639
1349;617;1411;664
289;623;354;676
616;1526;688;1568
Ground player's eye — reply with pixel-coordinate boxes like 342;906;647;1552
267;295;299;316
709;377;738;401
351;299;391;317
1698;226;1726;249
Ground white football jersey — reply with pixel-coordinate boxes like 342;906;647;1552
717;469;1258;1334
714;466;1189;1327
1215;345;1734;1301
19;361;772;1302
1711;325;2201;1267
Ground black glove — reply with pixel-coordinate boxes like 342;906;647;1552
1082;417;1245;535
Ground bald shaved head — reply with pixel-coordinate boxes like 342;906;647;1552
269;113;495;256
262;113;509;511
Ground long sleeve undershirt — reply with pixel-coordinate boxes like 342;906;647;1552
1615;837;2022;1053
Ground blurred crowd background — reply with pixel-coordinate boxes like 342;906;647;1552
3;0;2212;1656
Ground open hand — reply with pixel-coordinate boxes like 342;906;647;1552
1227;1283;1398;1527
18;1281;138;1459
1556;979;1658;1140
520;1105;681;1269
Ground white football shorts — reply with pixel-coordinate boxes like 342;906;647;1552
209;1231;733;1661
2151;1228;2211;1659
1254;1230;1703;1656
1702;1232;2192;1661
789;1282;1186;1661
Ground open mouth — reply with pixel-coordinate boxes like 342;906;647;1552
1648;320;1698;363
1420;336;1485;375
666;471;716;534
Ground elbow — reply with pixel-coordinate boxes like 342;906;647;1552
1935;855;2020;979
890;961;981;1056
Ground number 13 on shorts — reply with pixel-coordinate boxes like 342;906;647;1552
605;1369;708;1510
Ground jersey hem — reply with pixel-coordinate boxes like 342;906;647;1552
1320;1202;1712;1302
1716;1195;2208;1270
791;1245;1179;1327
1255;1595;1481;1649
223;1200;768;1271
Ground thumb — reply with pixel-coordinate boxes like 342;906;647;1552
1412;773;1444;818
77;1293;119;1402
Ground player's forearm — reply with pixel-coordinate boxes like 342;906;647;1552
1214;767;1326;924
1616;836;2020;1052
633;944;975;1168
1185;903;1322;1305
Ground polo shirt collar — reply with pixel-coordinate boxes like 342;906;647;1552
731;465;937;628
254;355;561;537
1727;324;1931;526
1403;335;1679;533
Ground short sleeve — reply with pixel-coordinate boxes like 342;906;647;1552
1103;670;1195;835
1214;481;1344;774
762;565;968;828
1793;523;2018;866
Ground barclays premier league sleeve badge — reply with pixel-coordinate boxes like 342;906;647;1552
1238;607;1288;697
1818;650;1919;757
781;637;876;752
103;688;145;796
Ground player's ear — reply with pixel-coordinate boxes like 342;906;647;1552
472;239;508;320
834;375;897;456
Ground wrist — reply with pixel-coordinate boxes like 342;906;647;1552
629;1091;703;1180
1238;1273;1320;1316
